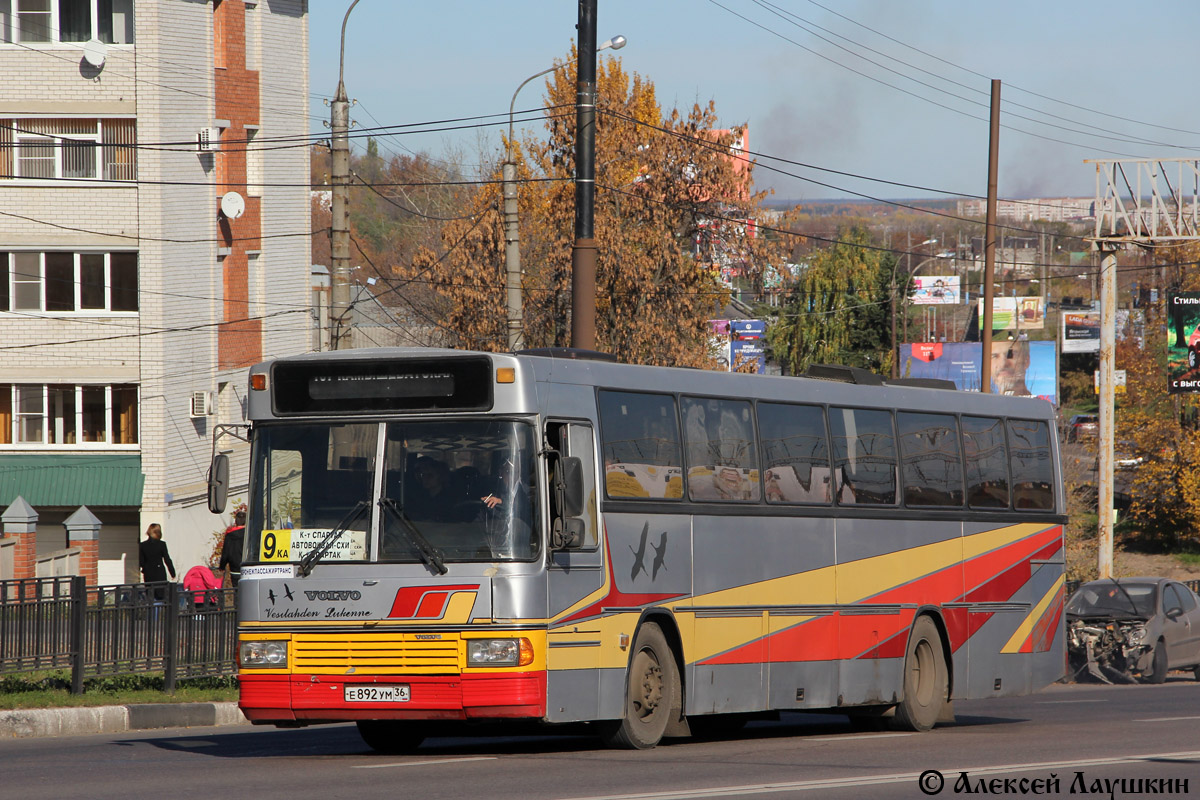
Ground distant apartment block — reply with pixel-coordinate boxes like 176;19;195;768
0;0;311;584
956;197;1094;223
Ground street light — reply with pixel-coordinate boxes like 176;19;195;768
502;35;625;351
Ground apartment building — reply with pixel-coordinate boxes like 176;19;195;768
0;0;311;583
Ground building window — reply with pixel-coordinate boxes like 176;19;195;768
0;251;138;313
0;0;135;44
0;383;138;446
0;118;137;181
244;1;259;71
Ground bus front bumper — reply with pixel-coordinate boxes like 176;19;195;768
239;671;547;723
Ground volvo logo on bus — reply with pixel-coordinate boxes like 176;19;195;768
303;590;362;602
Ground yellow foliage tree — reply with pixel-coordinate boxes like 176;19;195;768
400;50;782;366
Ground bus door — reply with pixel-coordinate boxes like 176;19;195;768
544;421;605;722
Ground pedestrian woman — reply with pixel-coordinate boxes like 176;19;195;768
139;523;176;601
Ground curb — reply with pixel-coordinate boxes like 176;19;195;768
0;702;250;739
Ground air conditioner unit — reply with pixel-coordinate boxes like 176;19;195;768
189;391;214;418
197;127;221;152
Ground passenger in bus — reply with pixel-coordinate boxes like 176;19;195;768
481;457;533;558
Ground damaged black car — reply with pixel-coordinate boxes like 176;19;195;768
1066;577;1200;684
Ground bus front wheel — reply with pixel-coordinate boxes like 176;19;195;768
356;720;425;754
892;616;948;732
602;622;676;749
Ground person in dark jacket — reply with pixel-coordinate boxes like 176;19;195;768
219;509;246;587
139;523;175;600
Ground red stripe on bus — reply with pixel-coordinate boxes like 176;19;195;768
389;585;478;619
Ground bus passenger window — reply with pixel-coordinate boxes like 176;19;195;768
829;407;897;505
897;412;963;507
1006;419;1055;510
681;396;759;502
757;402;832;505
598;390;682;500
962;416;1010;509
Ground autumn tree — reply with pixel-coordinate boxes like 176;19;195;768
1119;244;1200;550
399;50;780;365
767;227;896;375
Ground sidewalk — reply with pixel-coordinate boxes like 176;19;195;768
0;702;250;739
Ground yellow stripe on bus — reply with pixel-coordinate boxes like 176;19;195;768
1001;574;1065;654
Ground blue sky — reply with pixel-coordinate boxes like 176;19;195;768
308;1;1200;204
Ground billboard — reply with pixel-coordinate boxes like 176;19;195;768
1062;311;1100;353
911;275;961;305
1168;293;1200;393
977;296;1045;331
898;341;1058;405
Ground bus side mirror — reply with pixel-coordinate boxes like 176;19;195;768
208;453;229;514
551;456;585;550
557;456;584;518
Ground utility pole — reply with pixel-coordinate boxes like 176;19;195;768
980;80;1001;393
571;0;598;350
329;0;361;351
1096;242;1119;578
502;159;522;351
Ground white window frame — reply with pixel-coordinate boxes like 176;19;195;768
15;130;100;180
1;250;139;314
3;383;140;450
0;0;136;46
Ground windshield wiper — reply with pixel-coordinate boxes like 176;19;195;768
378;497;448;575
297;500;369;578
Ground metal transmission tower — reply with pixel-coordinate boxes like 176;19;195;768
1086;157;1200;577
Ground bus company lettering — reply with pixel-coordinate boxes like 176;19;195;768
304;590;362;601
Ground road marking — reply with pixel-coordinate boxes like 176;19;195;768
1035;699;1106;704
1135;715;1200;722
353;756;496;770
556;750;1200;800
803;733;914;742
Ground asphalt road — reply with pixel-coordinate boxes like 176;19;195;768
5;678;1198;800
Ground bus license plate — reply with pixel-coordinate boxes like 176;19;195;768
344;685;410;703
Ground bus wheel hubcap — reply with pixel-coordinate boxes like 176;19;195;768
633;653;663;719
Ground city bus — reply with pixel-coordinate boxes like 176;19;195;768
207;347;1066;751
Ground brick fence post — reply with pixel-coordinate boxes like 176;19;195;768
64;506;103;587
2;496;39;581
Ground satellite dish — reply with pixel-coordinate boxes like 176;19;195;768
82;39;107;67
220;191;245;219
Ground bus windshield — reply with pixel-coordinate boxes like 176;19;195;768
248;419;539;566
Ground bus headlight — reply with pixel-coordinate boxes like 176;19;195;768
468;638;534;667
240;640;288;668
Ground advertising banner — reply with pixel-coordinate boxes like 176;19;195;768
1168;293;1200;393
911;275;961;305
1062;311;1100;353
977;296;1045;331
898;341;1057;405
731;339;766;374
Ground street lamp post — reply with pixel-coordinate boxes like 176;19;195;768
329;0;362;351
502;34;624;351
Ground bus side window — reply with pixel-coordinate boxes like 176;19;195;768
681;396;759;502
1007;419;1055;511
830;407;897;506
598;391;682;500
897;411;963;507
757;402;832;505
962;415;1010;509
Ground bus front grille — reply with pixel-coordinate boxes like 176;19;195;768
292;634;460;674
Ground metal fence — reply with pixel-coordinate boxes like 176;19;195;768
0;576;236;693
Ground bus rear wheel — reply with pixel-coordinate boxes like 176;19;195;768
602;622;676;750
891;616;948;732
356;720;425;754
